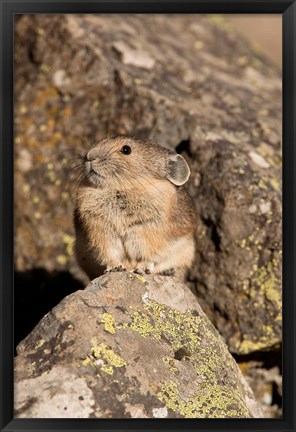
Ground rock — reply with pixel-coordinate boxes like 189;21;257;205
190;136;282;355
14;273;262;419
14;14;281;355
237;357;282;418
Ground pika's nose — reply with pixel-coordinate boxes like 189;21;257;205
86;147;101;161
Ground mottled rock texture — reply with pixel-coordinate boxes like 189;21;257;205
14;15;281;359
14;273;262;419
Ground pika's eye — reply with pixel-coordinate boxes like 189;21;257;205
120;145;132;155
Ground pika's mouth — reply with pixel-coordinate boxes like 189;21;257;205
85;161;105;185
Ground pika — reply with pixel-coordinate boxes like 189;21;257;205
73;136;196;279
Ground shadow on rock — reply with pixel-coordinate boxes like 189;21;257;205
14;268;84;349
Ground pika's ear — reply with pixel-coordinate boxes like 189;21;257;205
167;154;190;186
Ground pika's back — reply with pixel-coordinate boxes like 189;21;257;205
73;136;196;278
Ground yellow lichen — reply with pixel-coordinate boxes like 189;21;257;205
22;184;30;193
20;104;28;114
56;254;68;265
91;340;126;375
93;100;100;108
194;40;204;50
86;298;256;416
250;262;281;310
34;339;45;350
236;334;280;355
236;260;282;354
61;192;69;201
269;178;281;192
82;358;91;366
63;233;75;256
258;109;269;117
122;299;261;415
162;356;178;373
101;313;116;334
237;56;249;66
258;179;268;190
124;311;156;338
134;274;147;284
207;15;233;33
101;365;114;375
158;381;250;418
40;64;50;73
240;239;247;248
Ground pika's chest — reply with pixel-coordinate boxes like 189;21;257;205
82;189;157;222
111;191;131;212
77;184;174;235
106;191;161;235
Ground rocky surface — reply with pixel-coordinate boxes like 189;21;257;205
14;273;262;419
238;359;282;418
14;14;282;415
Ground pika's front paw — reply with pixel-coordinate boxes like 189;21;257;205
133;268;144;275
114;265;126;272
132;267;152;275
104;265;126;274
159;268;175;276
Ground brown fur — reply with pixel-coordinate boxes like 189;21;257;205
72;136;196;278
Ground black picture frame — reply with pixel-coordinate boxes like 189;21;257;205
0;1;295;431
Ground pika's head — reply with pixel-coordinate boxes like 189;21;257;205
81;135;190;189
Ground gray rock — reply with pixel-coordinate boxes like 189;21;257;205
14;273;262;418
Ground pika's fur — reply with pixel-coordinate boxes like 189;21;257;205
72;136;196;279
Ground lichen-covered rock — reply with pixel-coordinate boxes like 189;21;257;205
14;273;262;418
14;14;281;355
189;137;282;354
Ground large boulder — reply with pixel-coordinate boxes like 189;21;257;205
14;14;281;355
14;273;262;418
